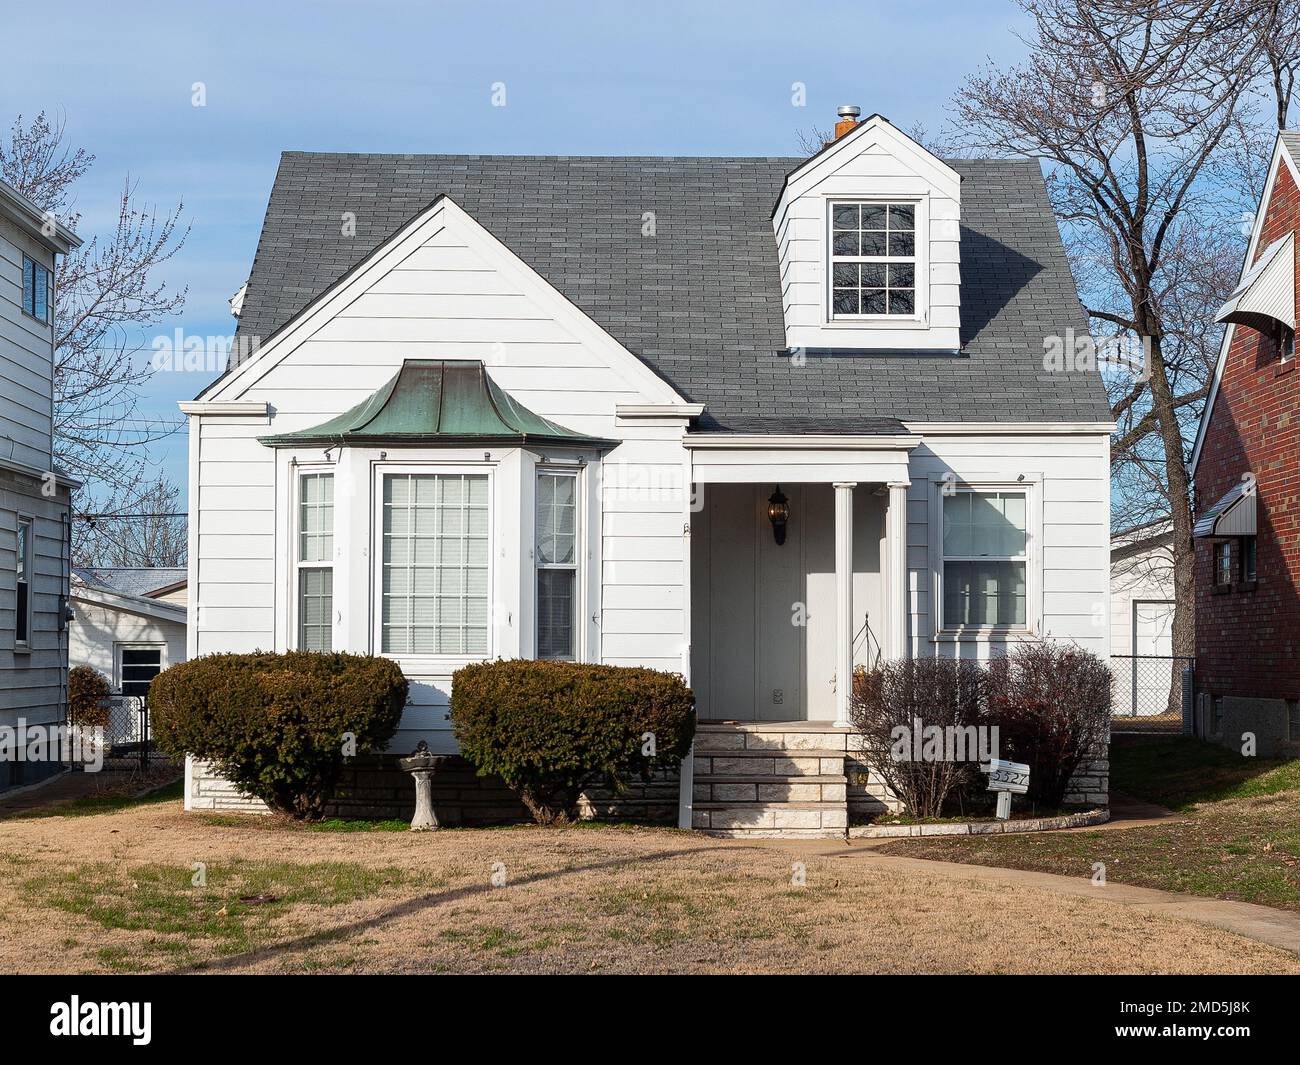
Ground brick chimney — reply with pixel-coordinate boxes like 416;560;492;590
834;105;861;139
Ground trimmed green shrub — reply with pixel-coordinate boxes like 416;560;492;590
850;658;987;818
150;652;408;819
68;665;112;729
450;659;695;825
987;642;1112;807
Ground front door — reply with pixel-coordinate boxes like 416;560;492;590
692;484;802;721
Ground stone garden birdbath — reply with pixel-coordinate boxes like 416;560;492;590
398;741;451;830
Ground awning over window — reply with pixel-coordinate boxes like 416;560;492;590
1193;479;1256;538
259;359;617;450
1215;233;1296;334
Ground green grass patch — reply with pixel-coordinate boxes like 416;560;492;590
16;858;410;971
1111;735;1300;810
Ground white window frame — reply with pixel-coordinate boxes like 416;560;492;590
14;514;33;650
930;475;1041;640
371;462;495;666
534;466;582;661
115;642;166;697
295;469;335;651
825;195;928;328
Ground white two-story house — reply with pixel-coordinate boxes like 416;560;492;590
183;111;1113;834
1;178;81;790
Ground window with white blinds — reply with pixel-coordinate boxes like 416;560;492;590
381;473;490;656
536;471;578;659
297;472;334;651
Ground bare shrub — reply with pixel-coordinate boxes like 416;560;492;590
850;658;987;819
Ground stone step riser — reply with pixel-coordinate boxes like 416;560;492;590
692;805;849;832
694;732;849;753
693;754;845;778
693;781;847;803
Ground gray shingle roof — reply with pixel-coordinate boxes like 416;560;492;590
1281;131;1300;168
72;567;187;598
227;152;1111;428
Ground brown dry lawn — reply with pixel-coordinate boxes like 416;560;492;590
0;793;1296;974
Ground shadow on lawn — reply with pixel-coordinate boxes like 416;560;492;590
1110;735;1300;811
168;841;755;974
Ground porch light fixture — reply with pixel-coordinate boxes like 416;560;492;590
767;486;790;546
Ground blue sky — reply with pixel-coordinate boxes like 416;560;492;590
3;0;1031;504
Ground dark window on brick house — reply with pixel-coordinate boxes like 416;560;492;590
1272;322;1295;363
1241;536;1257;582
1289;699;1299;741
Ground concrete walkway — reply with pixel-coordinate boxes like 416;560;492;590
776;842;1300;956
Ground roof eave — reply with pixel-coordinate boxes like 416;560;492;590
258;431;619;451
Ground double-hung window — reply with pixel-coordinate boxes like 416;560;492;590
535;470;578;659
381;473;489;656
941;490;1028;628
1214;541;1232;588
15;516;32;646
21;255;51;323
830;201;916;317
297;472;334;650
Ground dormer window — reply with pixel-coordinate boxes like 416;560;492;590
830;201;916;318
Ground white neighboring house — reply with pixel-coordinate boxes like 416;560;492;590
183;112;1115;833
1110;521;1177;719
69;568;187;699
0;178;81;791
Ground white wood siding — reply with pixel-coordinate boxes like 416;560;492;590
69;598;186;683
0;216;68;775
904;431;1111;659
0;217;56;469
191;200;688;752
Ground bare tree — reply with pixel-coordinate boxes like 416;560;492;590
946;0;1283;662
1;113;190;565
76;480;187;567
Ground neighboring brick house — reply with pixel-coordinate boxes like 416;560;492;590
1189;130;1300;757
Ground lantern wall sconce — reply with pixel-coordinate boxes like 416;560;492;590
767;486;790;546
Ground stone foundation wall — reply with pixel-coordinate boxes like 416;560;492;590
185;754;681;825
844;741;1109;816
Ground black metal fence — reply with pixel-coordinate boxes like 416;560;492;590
1110;655;1194;733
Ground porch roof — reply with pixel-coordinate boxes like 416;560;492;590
259;359;617;450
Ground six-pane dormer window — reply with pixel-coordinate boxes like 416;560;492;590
830;202;916;317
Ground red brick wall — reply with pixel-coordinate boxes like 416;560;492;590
1195;158;1300;699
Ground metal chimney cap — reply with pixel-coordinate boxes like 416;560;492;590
837;105;862;120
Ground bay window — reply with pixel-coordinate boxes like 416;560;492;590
941;489;1028;628
381;472;489;656
297;471;334;650
535;470;578;659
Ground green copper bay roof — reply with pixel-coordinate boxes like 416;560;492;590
259;359;617;449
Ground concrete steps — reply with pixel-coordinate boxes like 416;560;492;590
691;722;850;838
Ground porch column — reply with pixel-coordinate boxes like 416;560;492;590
885;481;909;660
833;482;856;728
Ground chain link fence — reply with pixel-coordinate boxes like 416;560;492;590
103;694;151;768
1110;655;1193;734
